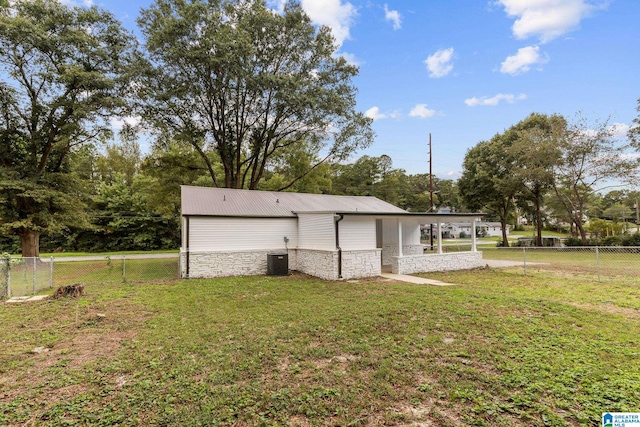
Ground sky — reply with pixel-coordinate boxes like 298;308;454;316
79;0;639;179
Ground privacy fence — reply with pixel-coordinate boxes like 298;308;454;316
1;254;179;298
483;246;640;280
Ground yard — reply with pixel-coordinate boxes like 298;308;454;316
1;268;639;426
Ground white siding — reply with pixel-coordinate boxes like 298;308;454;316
402;218;421;245
188;217;298;251
382;218;398;244
340;217;376;250
297;213;336;251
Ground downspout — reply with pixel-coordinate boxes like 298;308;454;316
185;216;190;278
335;214;344;279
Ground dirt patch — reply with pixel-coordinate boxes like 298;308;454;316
568;302;640;319
0;297;153;408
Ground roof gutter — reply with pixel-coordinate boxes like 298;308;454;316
335;214;344;279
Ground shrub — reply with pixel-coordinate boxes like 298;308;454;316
563;236;584;246
601;236;623;246
622;233;640;246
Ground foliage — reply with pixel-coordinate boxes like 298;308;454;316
135;0;373;190
0;0;136;256
552;114;638;243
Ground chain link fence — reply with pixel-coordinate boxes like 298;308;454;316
483;246;640;280
1;254;179;298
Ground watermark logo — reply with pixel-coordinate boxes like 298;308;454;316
603;412;640;427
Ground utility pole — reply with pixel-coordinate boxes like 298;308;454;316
429;133;434;250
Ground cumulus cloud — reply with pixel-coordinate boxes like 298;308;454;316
447;170;461;177
497;0;602;43
301;0;357;47
365;106;387;121
110;116;141;130
424;48;454;78
409;104;437;118
384;4;401;30
500;45;549;75
464;93;527;107
338;52;361;66
609;122;630;140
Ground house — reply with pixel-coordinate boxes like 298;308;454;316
441;221;509;238
181;186;483;280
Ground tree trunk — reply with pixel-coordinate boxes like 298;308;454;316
19;229;40;258
500;217;510;247
535;196;543;247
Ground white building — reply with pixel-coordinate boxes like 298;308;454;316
181;186;483;280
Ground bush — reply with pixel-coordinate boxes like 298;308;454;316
563;236;584;246
622;233;640;246
601;236;624;246
459;231;467;239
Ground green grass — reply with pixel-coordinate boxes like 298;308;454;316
482;247;640;277
1;270;639;426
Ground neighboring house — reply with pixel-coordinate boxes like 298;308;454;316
441;221;509;238
181;186;483;280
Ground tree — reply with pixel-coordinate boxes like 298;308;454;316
629;97;640;149
0;0;135;256
510;113;565;246
136;0;373;190
552;114;638;243
459;135;522;247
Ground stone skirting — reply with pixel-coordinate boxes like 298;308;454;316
296;249;339;280
341;249;381;280
181;249;298;278
392;251;483;275
382;244;424;265
182;248;381;281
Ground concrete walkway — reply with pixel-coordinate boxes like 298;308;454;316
380;272;456;286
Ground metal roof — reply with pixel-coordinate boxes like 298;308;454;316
181;186;407;217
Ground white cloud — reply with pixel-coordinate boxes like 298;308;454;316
500;45;549;75
424;48;454;78
447;170;461;177
409;104;437;118
497;0;602;43
266;0;287;13
609;122;630;140
384;4;401;30
110;116;141;130
301;0;357;47
338;52;361;66
464;93;527;107
365;106;387;121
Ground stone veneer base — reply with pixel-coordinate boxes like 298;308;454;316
392;251;483;275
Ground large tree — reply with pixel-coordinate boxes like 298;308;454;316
510;113;565;246
459;135;523;247
552;115;638;243
136;0;373;190
0;0;135;256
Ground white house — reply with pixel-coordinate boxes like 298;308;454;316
441;221;509;238
181;186;483;280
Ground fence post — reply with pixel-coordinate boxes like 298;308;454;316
595;246;600;282
50;256;54;289
122;256;126;282
6;259;11;298
522;247;527;275
32;257;36;295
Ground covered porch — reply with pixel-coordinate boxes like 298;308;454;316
370;213;484;275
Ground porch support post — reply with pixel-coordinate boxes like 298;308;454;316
437;221;443;254
397;218;403;257
471;219;477;252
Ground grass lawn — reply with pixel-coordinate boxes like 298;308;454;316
1;269;639;426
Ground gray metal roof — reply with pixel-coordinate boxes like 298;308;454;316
181;186;407;217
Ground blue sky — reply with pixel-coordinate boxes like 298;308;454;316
94;0;639;178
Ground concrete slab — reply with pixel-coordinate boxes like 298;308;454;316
5;295;49;303
380;273;456;286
